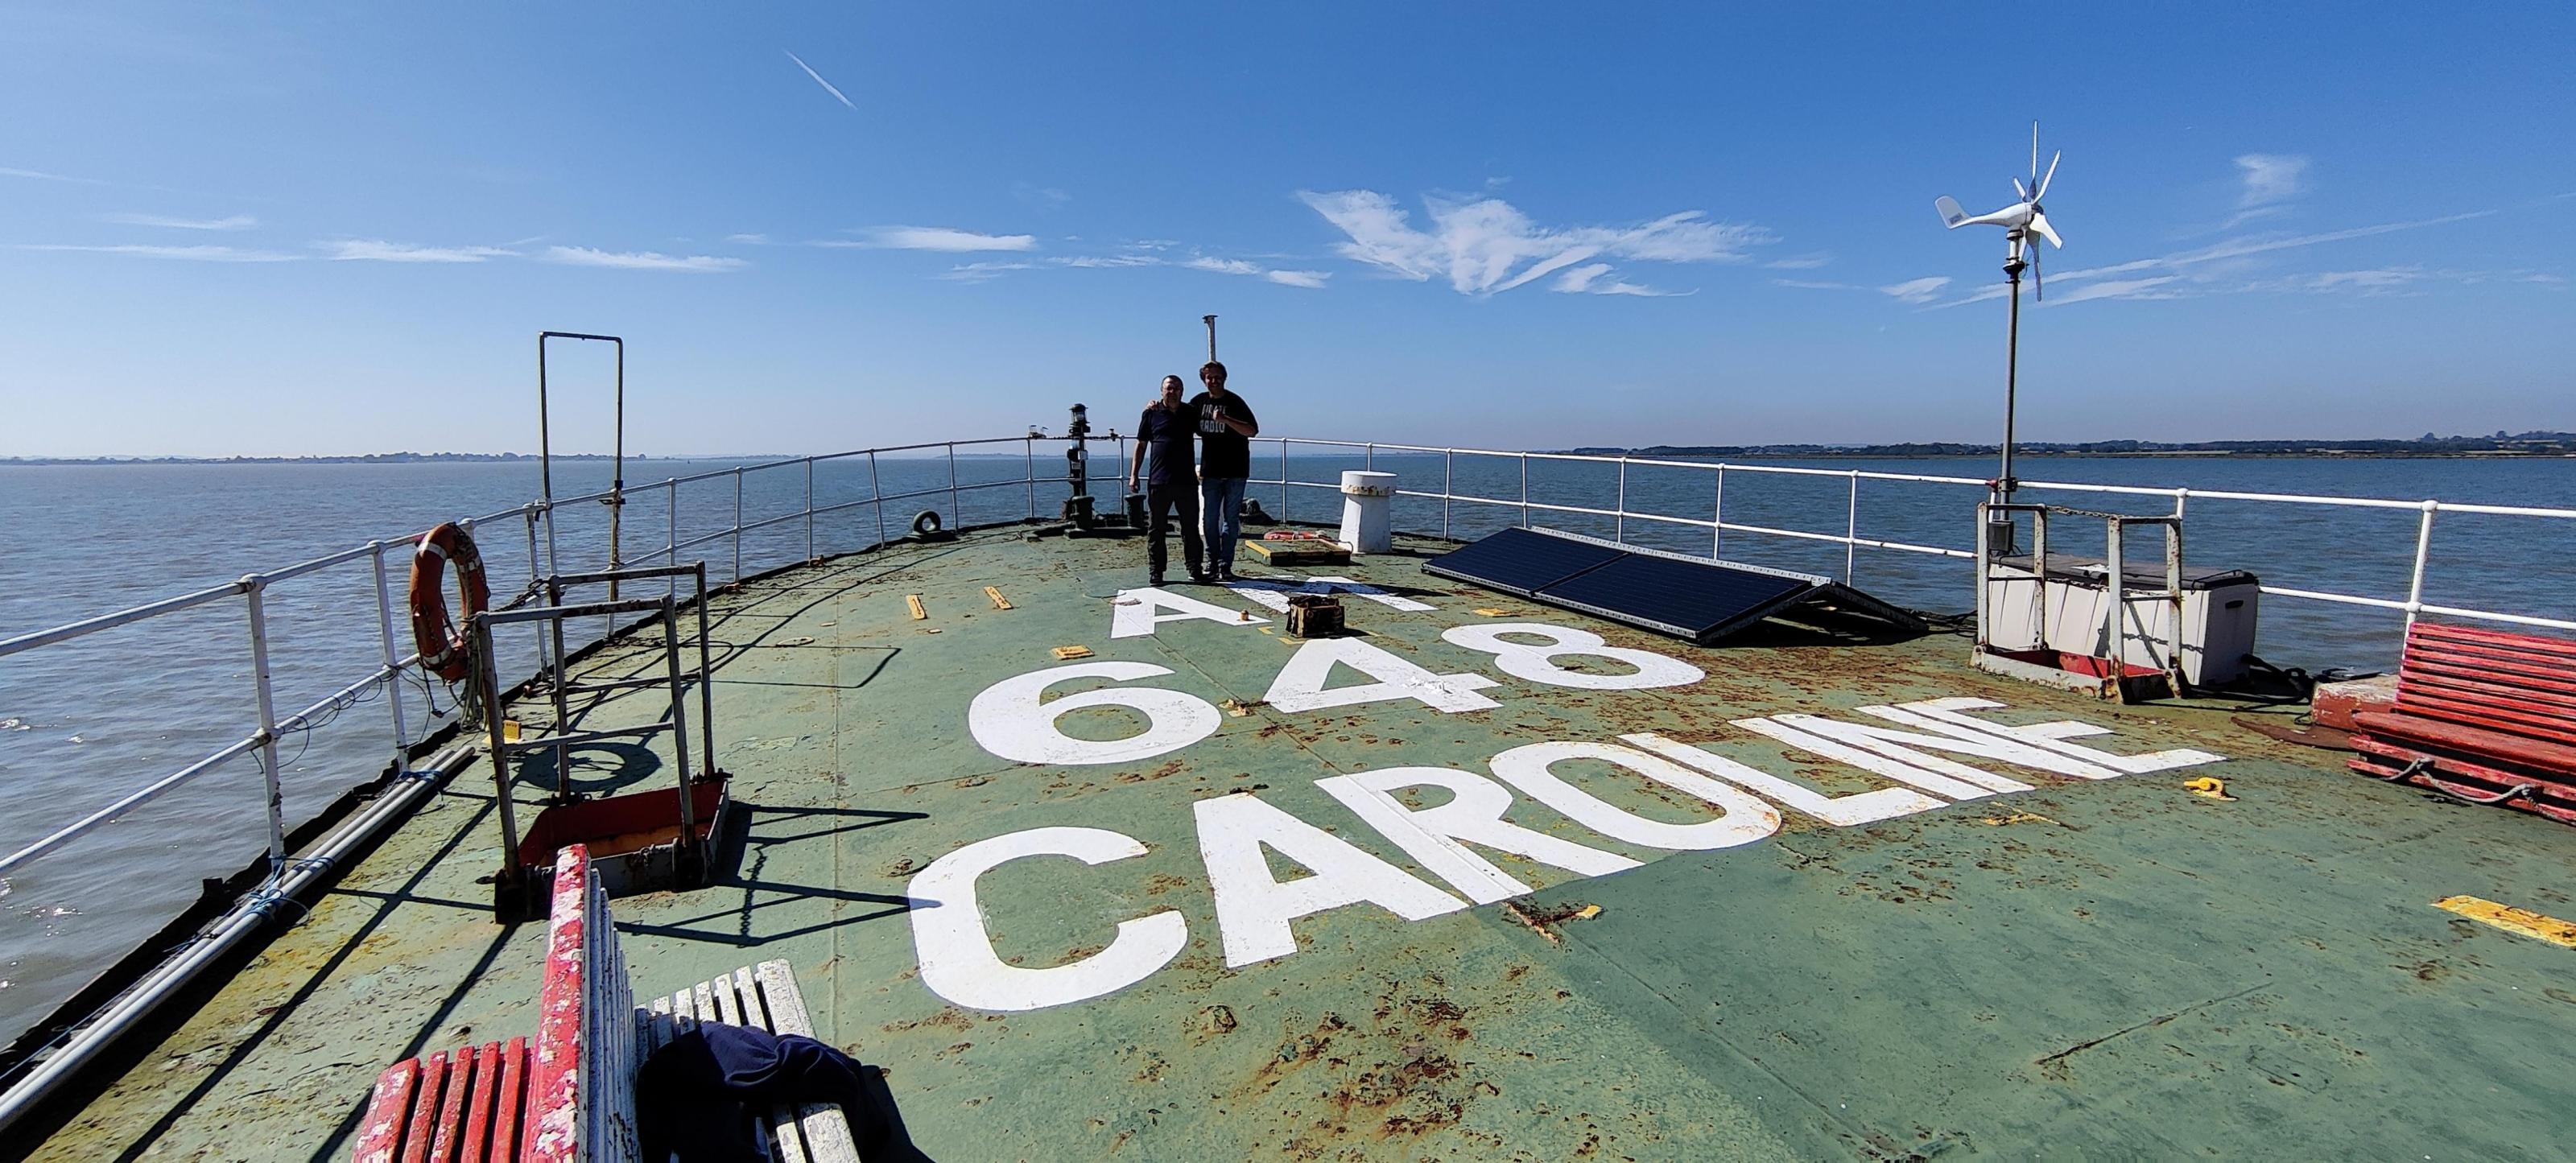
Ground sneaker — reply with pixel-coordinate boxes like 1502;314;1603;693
1150;573;1167;587
1188;571;1214;584
1217;569;1241;583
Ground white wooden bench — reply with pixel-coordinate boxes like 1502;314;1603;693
357;843;858;1162
639;963;864;1163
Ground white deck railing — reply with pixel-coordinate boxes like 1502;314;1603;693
5;427;2574;1127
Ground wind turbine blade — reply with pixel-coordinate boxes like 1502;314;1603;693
2032;245;2044;302
2031;122;2040;186
1934;196;1969;229
2036;151;2061;200
2028;210;2063;248
2012;176;2029;201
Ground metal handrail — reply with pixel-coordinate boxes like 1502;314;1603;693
1251;435;2576;634
9;430;2574;888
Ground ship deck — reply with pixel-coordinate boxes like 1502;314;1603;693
28;525;2576;1161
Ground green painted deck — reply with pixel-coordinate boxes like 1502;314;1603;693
28;526;2576;1161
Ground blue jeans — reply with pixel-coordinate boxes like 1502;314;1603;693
1199;476;1248;571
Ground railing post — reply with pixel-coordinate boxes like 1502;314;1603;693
868;451;888;548
369;542;409;771
1025;437;1037;520
1279;439;1290;522
804;459;817;562
1442;449;1453;539
1845;469;1860;583
2405;500;2438;626
733;468;745;584
1614;458;1629;543
1366;443;1375;471
1520;455;1531;529
667;478;679;599
2106;518;2128;687
1713;465;1725;557
522;505;550;678
947;443;962;526
242;577;287;883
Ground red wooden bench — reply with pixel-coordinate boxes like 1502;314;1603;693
2347;621;2576;826
354;844;857;1161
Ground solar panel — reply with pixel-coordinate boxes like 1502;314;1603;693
1422;526;1924;645
1418;526;1629;597
1539;551;1814;641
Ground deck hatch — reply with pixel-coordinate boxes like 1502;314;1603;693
1423;526;1925;644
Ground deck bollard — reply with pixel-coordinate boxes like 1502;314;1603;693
1339;470;1397;555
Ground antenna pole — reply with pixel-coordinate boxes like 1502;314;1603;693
1203;315;1218;362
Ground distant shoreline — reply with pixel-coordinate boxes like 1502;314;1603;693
7;436;2571;467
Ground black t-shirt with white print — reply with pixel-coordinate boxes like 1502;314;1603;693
1189;392;1257;479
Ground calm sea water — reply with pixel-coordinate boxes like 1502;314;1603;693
2;449;2570;1043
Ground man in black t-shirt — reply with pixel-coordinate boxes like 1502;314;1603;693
1129;374;1206;584
1189;361;1260;581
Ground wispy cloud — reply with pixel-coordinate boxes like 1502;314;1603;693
1184;257;1261;276
18;243;298;262
1771;278;1863;291
1930;209;2500;309
941;260;1035;283
1879;276;1952;304
1181;253;1331;289
784;51;855;110
832;226;1037;252
99;212;255;231
543;245;745;272
1051;253;1161;269
5;165;105;184
2046;275;2186;305
724;233;771;245
1764;253;1832;270
1013;183;1071;209
2225;153;2310;229
1298;189;1769;297
318;239;514;263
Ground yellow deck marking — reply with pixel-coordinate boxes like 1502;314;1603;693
2434;896;2576;948
1051;645;1093;660
906;594;927;620
1473;608;1509;617
985;586;1013;610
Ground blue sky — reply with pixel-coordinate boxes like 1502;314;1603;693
3;3;2570;457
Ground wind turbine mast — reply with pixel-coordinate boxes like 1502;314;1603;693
1934;121;2063;518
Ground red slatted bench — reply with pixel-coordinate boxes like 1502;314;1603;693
354;845;857;1161
2347;621;2576;826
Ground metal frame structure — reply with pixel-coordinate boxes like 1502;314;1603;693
1974;501;2188;701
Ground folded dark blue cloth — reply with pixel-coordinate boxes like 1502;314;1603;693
637;1021;930;1162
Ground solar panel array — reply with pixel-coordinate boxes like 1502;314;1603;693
1422;527;1918;645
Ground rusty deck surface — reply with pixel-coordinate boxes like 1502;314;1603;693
25;526;2576;1161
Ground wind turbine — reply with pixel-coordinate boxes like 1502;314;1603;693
1935;122;2063;510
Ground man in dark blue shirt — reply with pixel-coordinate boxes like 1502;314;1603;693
1129;374;1206;584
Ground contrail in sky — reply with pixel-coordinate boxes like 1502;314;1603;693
784;51;856;109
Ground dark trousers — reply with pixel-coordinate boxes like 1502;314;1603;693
1146;480;1203;579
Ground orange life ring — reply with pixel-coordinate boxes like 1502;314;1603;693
408;522;490;683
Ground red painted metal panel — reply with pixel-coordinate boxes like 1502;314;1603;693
526;845;592;1163
2349;746;2576;826
492;1037;530;1163
425;1042;476;1163
398;1051;446;1163
353;1058;420;1163
452;1041;499;1163
2351;711;2576;777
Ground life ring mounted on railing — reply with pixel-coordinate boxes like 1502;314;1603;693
408;522;491;683
912;509;944;538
